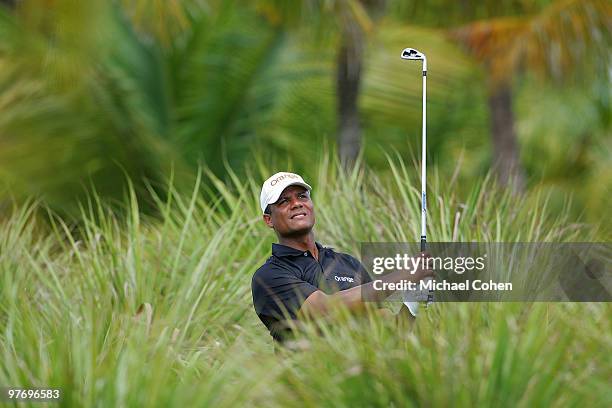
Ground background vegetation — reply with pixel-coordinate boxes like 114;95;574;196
0;0;610;406
0;0;609;231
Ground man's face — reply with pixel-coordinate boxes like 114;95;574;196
263;185;315;237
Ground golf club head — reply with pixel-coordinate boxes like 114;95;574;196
401;48;425;60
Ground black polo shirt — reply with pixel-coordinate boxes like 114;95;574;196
251;242;372;342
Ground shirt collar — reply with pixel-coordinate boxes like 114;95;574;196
272;242;325;258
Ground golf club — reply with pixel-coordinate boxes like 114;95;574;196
401;48;434;312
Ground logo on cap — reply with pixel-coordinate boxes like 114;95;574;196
270;173;299;186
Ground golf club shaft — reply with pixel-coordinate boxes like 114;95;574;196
421;63;427;253
422;61;434;305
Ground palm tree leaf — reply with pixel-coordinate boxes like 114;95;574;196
450;0;612;84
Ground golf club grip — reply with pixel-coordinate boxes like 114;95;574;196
421;236;434;304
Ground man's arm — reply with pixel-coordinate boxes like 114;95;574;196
299;259;433;317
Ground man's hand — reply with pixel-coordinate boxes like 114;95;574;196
408;251;434;281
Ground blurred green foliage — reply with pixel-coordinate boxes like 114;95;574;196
0;0;609;233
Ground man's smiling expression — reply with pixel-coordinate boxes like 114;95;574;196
264;185;315;237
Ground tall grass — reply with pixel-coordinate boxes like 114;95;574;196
0;157;609;407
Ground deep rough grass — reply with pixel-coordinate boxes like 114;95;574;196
1;159;609;407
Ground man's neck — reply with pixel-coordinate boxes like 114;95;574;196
278;232;319;260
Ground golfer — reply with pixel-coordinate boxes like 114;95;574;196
251;172;433;343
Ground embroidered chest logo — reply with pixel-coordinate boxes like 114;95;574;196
334;276;354;283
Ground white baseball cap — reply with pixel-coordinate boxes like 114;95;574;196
260;172;312;213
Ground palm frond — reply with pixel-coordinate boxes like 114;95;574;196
450;0;612;84
0;1;178;214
